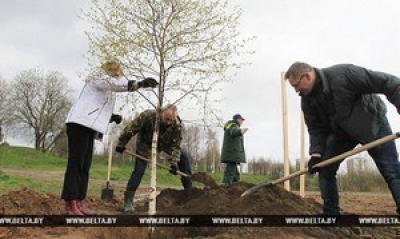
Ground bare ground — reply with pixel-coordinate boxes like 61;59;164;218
0;168;398;239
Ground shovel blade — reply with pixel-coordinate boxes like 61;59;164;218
241;182;272;197
101;183;114;202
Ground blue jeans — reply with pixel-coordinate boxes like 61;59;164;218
126;149;193;191
178;149;193;189
319;117;400;215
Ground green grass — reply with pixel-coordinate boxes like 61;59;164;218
0;171;115;197
0;172;63;194
0;146;66;170
0;145;272;196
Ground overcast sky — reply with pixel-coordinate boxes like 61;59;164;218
1;0;400;163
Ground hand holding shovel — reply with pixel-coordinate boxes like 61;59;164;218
241;132;400;197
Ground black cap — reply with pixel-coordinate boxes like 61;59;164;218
233;114;245;121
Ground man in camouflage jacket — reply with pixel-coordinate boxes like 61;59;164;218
115;104;184;212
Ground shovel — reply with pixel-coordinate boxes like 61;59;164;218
241;132;400;197
101;136;114;202
124;150;191;178
124;150;219;187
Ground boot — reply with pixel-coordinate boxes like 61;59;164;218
64;201;73;215
123;191;135;213
77;200;95;215
181;177;193;189
69;200;84;216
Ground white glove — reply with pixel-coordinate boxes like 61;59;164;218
241;128;248;135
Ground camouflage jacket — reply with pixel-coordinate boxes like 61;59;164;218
117;109;182;163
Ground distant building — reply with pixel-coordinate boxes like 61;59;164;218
346;151;373;173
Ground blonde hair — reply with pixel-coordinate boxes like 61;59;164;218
101;61;122;77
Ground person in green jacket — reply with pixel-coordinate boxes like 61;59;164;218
221;114;248;185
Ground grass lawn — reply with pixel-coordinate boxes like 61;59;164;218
0;145;271;196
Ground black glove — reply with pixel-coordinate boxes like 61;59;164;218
169;163;178;175
138;77;158;88
109;114;122;124
308;156;323;174
96;133;103;140
115;145;126;154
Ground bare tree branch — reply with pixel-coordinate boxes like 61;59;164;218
9;68;73;152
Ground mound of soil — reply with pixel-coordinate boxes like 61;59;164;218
0;184;394;239
191;172;218;188
150;183;392;238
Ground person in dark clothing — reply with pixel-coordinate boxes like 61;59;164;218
220;114;247;185
285;61;400;215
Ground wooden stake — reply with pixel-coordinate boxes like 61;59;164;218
300;112;305;197
281;72;290;191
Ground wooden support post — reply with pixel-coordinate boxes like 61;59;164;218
281;72;290;191
300;112;305;197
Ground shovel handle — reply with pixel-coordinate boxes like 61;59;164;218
241;132;400;197
273;132;400;186
124;150;191;178
107;135;114;182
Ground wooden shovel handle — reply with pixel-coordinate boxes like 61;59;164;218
241;132;400;197
272;132;400;186
124;150;191;178
107;136;113;182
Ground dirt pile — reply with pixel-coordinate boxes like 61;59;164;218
154;182;321;215
0;184;394;239
0;188;145;239
191;172;218;188
150;182;391;238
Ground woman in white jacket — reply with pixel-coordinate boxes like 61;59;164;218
61;61;157;215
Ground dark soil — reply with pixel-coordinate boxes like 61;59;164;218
0;183;396;239
191;172;218;188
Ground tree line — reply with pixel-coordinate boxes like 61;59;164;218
0;69;224;167
0;70;389;193
0;70;72;153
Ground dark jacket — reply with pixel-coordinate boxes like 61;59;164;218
117;109;182;162
302;64;400;155
221;120;246;164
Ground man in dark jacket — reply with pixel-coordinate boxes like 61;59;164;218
285;62;400;215
221;114;247;185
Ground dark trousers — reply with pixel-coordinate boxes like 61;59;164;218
319;117;400;215
61;123;95;201
126;149;193;191
178;149;193;189
222;163;240;184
